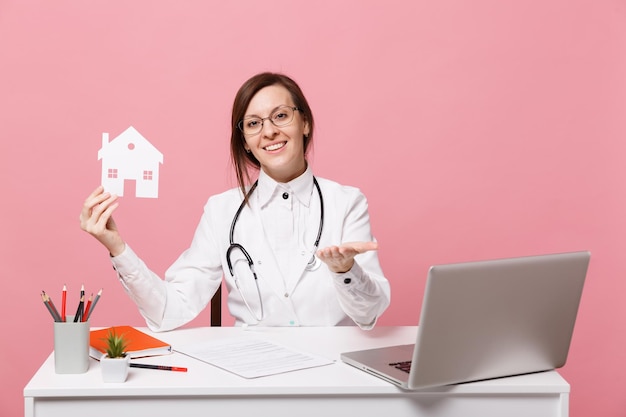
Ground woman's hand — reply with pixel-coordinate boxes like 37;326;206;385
79;186;126;256
317;241;378;273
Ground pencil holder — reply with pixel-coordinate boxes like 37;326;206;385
53;316;90;374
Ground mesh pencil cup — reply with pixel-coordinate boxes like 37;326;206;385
53;316;90;374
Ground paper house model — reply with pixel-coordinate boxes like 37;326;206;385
98;126;163;198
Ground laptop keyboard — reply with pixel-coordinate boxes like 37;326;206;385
389;361;412;373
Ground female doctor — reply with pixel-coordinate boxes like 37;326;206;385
79;72;390;331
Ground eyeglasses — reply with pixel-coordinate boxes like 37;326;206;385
238;105;300;135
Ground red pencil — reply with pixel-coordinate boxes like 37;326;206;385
82;294;93;322
61;284;67;322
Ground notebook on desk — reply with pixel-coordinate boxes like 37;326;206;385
341;251;590;390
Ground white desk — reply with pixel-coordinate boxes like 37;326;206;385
24;326;569;417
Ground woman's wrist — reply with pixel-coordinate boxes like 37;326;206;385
329;260;354;274
107;240;126;257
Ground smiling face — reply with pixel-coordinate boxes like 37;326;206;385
241;85;310;183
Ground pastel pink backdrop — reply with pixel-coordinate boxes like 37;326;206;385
1;1;624;416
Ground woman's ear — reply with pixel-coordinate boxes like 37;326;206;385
242;136;251;153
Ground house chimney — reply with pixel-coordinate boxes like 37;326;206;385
102;132;109;148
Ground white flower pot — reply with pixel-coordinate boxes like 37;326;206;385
100;354;130;383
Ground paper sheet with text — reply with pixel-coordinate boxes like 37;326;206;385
175;337;334;378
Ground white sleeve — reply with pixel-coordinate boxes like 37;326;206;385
329;190;391;329
111;205;223;332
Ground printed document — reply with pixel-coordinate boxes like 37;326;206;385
175;337;334;378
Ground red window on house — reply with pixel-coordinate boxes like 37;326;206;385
107;168;118;179
143;170;153;180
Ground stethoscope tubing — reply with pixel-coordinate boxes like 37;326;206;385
226;177;324;322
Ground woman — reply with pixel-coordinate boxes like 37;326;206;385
80;72;390;331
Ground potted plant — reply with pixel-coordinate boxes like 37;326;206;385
100;329;130;382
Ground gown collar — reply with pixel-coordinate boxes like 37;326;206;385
256;166;314;208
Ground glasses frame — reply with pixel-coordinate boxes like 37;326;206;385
237;105;300;136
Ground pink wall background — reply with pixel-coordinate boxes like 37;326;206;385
1;1;624;415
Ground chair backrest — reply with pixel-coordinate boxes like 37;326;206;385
210;284;222;326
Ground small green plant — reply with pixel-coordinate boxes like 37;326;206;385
103;329;128;359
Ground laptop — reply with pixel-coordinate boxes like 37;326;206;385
341;251;590;390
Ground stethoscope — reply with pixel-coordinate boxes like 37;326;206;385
226;177;324;322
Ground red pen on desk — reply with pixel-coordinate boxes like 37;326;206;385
130;363;188;372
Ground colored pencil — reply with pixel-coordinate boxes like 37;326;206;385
42;291;62;322
61;284;67;322
41;292;61;322
82;294;93;322
79;284;85;320
87;288;102;320
73;295;84;322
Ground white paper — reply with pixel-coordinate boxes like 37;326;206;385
98;126;163;198
175;337;334;378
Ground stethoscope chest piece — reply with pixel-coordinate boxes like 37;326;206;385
306;254;322;271
227;177;325;322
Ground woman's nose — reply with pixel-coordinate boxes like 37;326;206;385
261;119;279;137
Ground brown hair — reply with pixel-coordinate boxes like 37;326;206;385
230;72;315;200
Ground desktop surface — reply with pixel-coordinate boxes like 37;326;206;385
24;326;570;417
